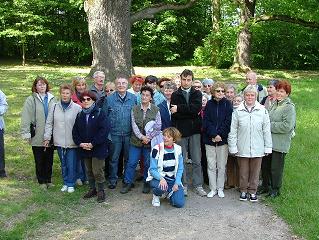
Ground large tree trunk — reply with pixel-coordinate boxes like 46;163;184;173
84;0;132;80
231;0;256;72
211;0;221;67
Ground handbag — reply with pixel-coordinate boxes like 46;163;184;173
30;96;36;138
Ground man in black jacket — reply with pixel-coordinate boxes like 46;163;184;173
170;69;207;197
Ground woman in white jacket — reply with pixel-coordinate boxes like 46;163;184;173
44;84;82;193
228;85;272;202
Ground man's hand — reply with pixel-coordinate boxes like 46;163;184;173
170;104;177;114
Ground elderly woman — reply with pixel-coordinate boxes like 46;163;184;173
121;86;161;194
128;75;144;96
225;84;236;103
158;81;177;130
228;85;272;202
71;76;87;107
0;89;8;178
260;80;296;198
21;76;56;189
105;81;116;97
72;91;110;203
261;79;279;110
202;78;214;100
44;84;82;193
203;82;233;198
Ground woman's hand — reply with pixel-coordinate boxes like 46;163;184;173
172;184;179;192
43;140;50;147
159;178;168;191
80;143;92;150
141;136;150;144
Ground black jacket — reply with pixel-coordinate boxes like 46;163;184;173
171;87;202;137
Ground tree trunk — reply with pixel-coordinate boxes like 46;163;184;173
231;0;256;72
211;0;221;67
85;0;132;80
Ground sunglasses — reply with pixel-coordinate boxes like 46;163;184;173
105;89;114;93
215;89;225;93
203;85;212;88
82;97;92;102
193;86;201;89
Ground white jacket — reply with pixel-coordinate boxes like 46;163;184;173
44;100;82;148
228;101;272;157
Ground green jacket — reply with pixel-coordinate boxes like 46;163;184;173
269;97;296;153
21;92;56;146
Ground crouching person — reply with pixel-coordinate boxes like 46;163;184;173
146;127;185;208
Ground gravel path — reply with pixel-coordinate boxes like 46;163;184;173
34;182;297;240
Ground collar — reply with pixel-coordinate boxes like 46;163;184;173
237;101;263;112
140;102;151;110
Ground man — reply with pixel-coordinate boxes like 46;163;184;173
170;69;207;197
102;76;137;189
242;71;267;103
90;71;106;101
0;89;8;178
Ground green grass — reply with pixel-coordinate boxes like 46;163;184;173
0;62;318;239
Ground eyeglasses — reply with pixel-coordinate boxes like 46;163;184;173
159;85;165;88
105;89;114;93
215;89;225;93
193;86;201;89
82;97;92;102
203;85;212;88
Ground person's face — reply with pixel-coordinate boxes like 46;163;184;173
141;90;152;105
267;85;276;96
246;73;257;85
203;84;212;94
226;88;235;100
94;74;105;85
233;96;242;107
181;75;193;89
146;81;157;91
81;96;94;109
202;96;208;107
36;81;47;94
116;78;128;94
75;81;86;93
276;88;289;101
214;87;225;100
174;78;181;88
133;81;142;92
244;91;257;106
105;85;115;96
193;83;202;91
164;88;174;101
60;89;72;102
163;133;174;147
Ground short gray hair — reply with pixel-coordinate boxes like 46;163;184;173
163;81;177;91
93;71;105;78
243;84;258;95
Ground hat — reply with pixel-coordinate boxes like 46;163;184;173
202;78;214;86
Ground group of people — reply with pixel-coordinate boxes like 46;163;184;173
1;68;296;208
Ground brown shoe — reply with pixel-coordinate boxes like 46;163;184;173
97;190;105;203
83;188;97;199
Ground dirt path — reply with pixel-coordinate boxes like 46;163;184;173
32;182;297;240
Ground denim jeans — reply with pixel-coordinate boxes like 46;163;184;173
123;145;150;184
150;179;185;208
76;158;87;182
57;147;77;187
0;129;5;176
109;135;130;185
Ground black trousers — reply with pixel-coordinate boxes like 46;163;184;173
32;146;54;184
0;129;5;176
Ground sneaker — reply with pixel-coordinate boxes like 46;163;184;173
239;192;248;201
217;189;225;198
249;193;258;202
120;183;132;194
207;190;216;198
61;185;68;192
76;179;83;186
142;182;150;194
97;190;106;203
194;186;207;197
67;187;75;193
152;194;160;207
183;186;188;196
83;188;97;199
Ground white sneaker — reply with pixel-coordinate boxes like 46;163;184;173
194;186;207;197
183;186;188;196
61;185;68;192
76;179;83;186
152;194;160;207
207;190;216;198
218;189;225;198
67;187;75;193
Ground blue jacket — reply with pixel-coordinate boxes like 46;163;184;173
158;100;171;130
202;97;233;146
72;105;110;159
101;91;137;136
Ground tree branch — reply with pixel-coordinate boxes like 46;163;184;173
131;0;199;24
255;14;319;29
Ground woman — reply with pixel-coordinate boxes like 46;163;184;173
225;84;236;103
261;79;279;110
72;91;110;203
158;81;177;130
71;76;87;107
228;85;272;202
104;81;115;97
147;127;185;208
128;75;144;96
261;80;296;198
44;84;82;193
203;82;233;198
0;89;8;178
21;76;56;190
121;86;161;194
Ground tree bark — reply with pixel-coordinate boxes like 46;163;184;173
211;0;221;67
85;0;132;79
